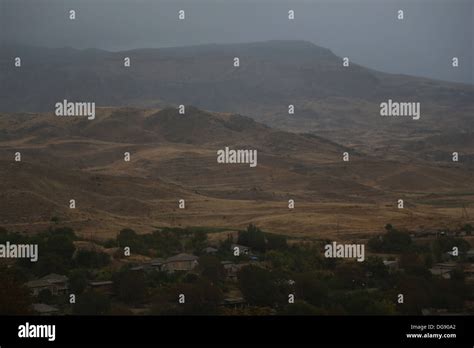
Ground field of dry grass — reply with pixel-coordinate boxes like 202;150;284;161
0;107;472;241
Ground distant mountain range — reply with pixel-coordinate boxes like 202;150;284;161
1;40;473;161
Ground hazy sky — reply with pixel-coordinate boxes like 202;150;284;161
2;0;473;84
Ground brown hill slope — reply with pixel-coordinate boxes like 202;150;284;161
0;106;472;238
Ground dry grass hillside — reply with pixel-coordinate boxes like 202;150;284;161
0;106;472;239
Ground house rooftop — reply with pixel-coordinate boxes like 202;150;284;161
165;253;199;263
33;303;59;314
433;262;457;269
26;279;51;288
26;273;68;288
41;273;68;283
149;258;164;265
231;243;250;248
89;281;113;286
203;247;218;253
222;297;246;305
383;260;398;265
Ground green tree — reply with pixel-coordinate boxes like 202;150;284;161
399;253;430;277
69;269;89;294
117;228;147;255
188;232;207;254
0;266;33;314
175;280;223;315
368;227;412;253
37;289;53;304
266;233;287;250
266;250;291;271
294;272;329;307
395;275;432;314
32;254;68;277
365;257;389;278
238;265;282;307
199;255;225;283
431;236;470;258
337;290;396;315
75;250;110;269
238;224;266;252
113;269;146;305
461;224;473;236
334;262;366;289
73;291;111;315
46;233;76;261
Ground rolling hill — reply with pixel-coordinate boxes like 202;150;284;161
1;40;473;164
0;106;472;239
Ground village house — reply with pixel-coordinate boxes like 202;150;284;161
32;303;60;316
128;258;165;273
221;261;249;281
88;280;114;294
203;247;218;254
383;259;399;273
26;273;69;296
429;262;457;279
162;253;199;272
222;297;247;309
466;249;474;261
149;258;164;270
221;288;247;309
463;264;474;282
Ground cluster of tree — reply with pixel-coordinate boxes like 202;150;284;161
144;269;182;288
265;244;323;274
431;236;470;262
0;266;32;314
73;290;111;315
9;227;78;277
238;265;290;307
198;255;225;283
112;267;147;306
331;290;396;315
460;224;473;236
278;270;395;315
74;250;111;269
69;269;90;294
150;279;223;315
392;274;469;314
237;224;287;252
368;224;412;253
113;228;207;257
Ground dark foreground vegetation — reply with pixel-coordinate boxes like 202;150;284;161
0;223;473;315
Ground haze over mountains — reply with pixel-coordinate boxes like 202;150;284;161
2;40;474;158
3;40;474;109
1;40;473;239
